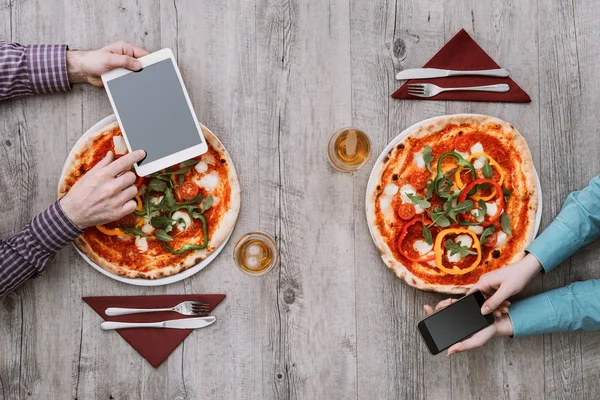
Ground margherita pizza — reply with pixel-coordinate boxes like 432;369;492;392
58;121;240;279
366;115;538;294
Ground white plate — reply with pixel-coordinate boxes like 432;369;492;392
365;114;543;248
62;114;235;286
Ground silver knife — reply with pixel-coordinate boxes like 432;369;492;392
395;68;509;80
100;316;216;330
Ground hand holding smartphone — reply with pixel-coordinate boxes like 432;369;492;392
417;291;495;355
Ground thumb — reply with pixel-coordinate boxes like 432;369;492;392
481;285;513;315
106;53;142;71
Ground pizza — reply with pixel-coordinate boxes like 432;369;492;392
58;121;240;279
366;114;538;294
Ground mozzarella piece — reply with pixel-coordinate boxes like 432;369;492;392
471;209;485;223
172;210;192;232
399;184;424;213
413;240;433;255
470;142;484;154
468;225;484;235
197;172;220;192
495;231;508;248
212;196;220;205
150;195;164;205
384;184;399;196
447;251;461;263
202;153;217;165
470;142;486;169
413;151;425;169
486;202;498;217
455;149;470;159
112;135;128;155
195;160;209;174
141;223;155;235
455;234;473;248
135;236;148;253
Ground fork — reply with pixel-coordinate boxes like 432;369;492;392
105;301;210;317
407;83;509;98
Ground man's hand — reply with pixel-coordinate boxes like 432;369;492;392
66;41;149;86
423;298;514;355
60;150;146;229
469;254;543;316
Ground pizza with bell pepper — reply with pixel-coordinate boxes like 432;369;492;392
366;114;538;294
58;121;240;279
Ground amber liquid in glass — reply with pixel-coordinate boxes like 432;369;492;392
333;129;370;167
235;239;273;274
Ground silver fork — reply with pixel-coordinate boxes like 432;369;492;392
407;83;509;98
105;301;210;317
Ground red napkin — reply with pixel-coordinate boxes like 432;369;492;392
83;294;225;368
392;29;530;102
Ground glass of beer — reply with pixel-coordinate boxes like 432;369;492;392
328;126;372;172
233;232;278;276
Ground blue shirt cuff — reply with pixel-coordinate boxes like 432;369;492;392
508;293;556;337
525;219;581;273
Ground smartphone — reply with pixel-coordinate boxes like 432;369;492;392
417;290;495;355
101;48;208;176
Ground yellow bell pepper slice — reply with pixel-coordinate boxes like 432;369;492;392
455;152;505;201
96;195;145;235
434;228;482;275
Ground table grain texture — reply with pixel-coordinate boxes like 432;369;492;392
1;0;599;399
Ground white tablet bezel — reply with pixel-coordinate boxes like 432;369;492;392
101;48;208;176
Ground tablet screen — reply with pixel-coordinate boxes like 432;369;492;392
106;59;203;166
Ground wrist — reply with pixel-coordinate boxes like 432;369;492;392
59;196;87;229
496;315;514;337
523;253;543;278
66;51;87;83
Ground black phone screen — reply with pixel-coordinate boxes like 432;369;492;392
418;291;494;354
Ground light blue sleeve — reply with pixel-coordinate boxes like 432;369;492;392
526;174;600;272
508;280;600;337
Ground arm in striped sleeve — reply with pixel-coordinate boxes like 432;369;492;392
0;201;83;297
0;41;70;101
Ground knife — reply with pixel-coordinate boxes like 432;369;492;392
395;68;509;80
100;316;216;330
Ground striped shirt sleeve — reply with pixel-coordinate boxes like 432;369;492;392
0;41;70;101
0;201;83;297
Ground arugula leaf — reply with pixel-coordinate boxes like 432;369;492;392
407;193;431;209
425;179;434;200
147;178;167;193
178;174;184;186
201;195;214;212
501;213;512;236
181;159;200;166
459;219;479;226
503;187;511;202
171;166;193;175
476;199;487;218
162;188;177;210
482;159;493;179
453;200;474;214
428;206;451;228
421;218;433;245
154;229;173;242
444;239;477;259
181;194;203;205
479;226;496;245
122;226;147;237
423;145;434;173
150;215;174;229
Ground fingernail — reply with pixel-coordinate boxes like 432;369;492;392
133;60;142;69
481;306;490;315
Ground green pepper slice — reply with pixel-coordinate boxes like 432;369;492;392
433;152;476;199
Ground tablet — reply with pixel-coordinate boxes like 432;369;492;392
101;48;207;176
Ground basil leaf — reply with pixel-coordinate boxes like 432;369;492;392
154;229;173;242
421;220;433;245
407;193;431;209
444;239;477;259
501;213;512;236
503;187;511;202
147;178;167;193
482;159;493;179
423;145;434;173
122;226;147;237
201;195;214;212
479;226;496;245
425;179;434;200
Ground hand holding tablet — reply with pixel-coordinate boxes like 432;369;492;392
101;49;207;176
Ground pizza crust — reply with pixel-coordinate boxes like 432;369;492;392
366;114;538;294
58;121;240;280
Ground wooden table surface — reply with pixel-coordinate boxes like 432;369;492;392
1;0;600;399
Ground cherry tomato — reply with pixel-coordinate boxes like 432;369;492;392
179;181;200;201
454;136;471;153
118;213;137;227
397;203;416;220
410;172;428;190
483;232;498;247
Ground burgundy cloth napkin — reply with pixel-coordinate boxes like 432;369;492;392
392;29;530;102
83;294;225;368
